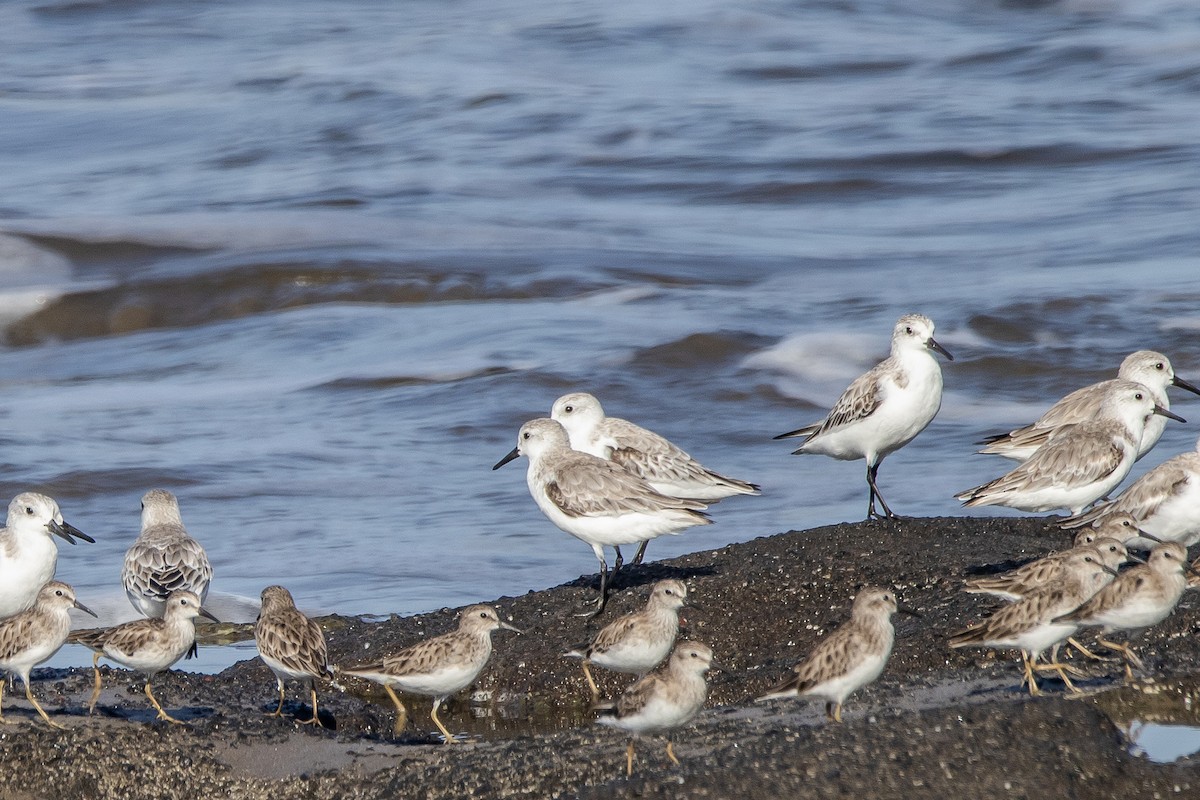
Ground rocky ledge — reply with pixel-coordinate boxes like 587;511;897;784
3;516;1200;799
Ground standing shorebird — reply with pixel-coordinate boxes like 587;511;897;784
595;641;713;777
340;605;520;744
493;418;711;616
1052;542;1191;681
1061;436;1200;549
956;386;1183;515
949;556;1117;695
76;589;218;724
563;579;687;701
978;351;1200;462
757;587;907;722
774;314;952;520
0;581;96;728
254;585;333;727
0;492;93;620
552;392;758;565
122;489;214;620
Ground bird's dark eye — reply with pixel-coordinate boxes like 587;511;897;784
522;432;530;440
564;405;573;413
1135;392;1144;400
24;506;34;515
905;327;913;334
1156;363;1165;370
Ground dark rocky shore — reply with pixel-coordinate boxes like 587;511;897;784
4;517;1200;799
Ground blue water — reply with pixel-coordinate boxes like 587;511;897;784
1;0;1199;663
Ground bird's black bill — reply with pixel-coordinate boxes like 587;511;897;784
1152;404;1186;423
1136;528;1164;544
898;606;922;618
48;519;94;545
492;446;520;470
1172;375;1200;397
199;607;221;623
927;337;954;361
73;599;99;618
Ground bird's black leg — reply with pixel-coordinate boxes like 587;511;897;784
866;461;900;520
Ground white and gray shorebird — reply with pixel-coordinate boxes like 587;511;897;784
1061;436;1200;549
254;585;333;727
0;492;93;620
774;314;952;520
563;579;687;701
493;418;711;616
1053;541;1191;681
757;587;908;722
75;589;219;724
978;351;1200;462
956;385;1184;515
122;489;213;620
949;556;1118;695
552;391;758;565
340;605;520;743
0;581;96;728
595;640;713;777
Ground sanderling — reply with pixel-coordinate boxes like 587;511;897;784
552;392;758;565
949;556;1116;694
255;585;333;727
757;587;907;722
76;589;218;724
493;418;711;616
774;314;952;520
340;605;520;744
563;579;686;701
0;492;93;620
122;489;213;620
963;543;1128;603
1061;436;1200;549
978;351;1200;462
0;581;95;728
956;385;1183;515
1053;541;1191;681
595;641;713;777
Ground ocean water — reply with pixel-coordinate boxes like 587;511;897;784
2;0;1200;660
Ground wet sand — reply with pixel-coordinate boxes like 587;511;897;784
2;516;1199;799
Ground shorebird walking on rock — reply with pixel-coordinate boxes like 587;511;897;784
595;641;713;777
552;391;758;565
0;581;96;728
494;418;711;616
254;585;333;727
1052;542;1191;681
76;589;219;723
757;587;908;722
775;314;952;520
978;351;1200;462
340;605;520;743
563;579;687;701
949;556;1117;695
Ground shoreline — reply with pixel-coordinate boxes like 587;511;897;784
3;516;1199;799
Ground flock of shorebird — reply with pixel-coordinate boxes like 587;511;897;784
3;312;1200;777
